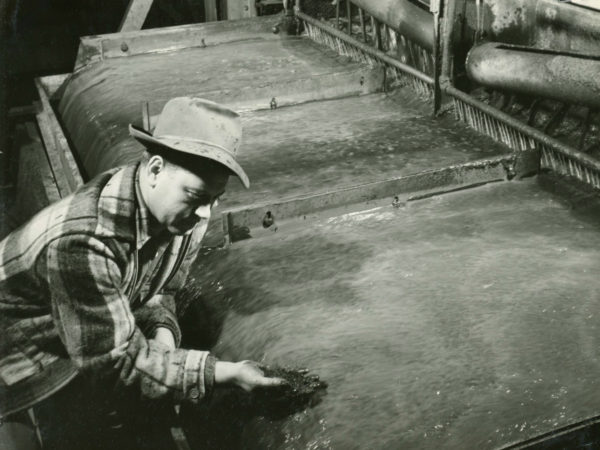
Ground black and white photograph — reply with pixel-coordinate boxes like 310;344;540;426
1;0;600;448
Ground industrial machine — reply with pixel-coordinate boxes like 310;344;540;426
4;0;600;448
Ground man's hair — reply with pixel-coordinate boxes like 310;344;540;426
142;144;230;177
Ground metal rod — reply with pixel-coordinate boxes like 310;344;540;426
543;103;570;136
406;39;417;70
374;17;382;51
358;7;366;43
445;85;600;173
346;0;352;35
578;108;594;150
431;0;442;115
336;0;340;29
527;99;541;126
298;11;434;84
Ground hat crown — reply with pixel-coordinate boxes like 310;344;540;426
129;96;250;188
153;97;242;155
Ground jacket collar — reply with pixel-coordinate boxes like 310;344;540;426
134;165;153;250
96;162;153;250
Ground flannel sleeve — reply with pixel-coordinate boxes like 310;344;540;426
133;294;181;346
40;234;216;403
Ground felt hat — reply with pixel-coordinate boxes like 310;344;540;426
129;97;249;188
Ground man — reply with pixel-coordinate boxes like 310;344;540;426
0;97;284;449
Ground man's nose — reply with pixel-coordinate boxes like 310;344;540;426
195;204;212;220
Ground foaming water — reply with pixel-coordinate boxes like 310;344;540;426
186;177;600;449
57;41;507;208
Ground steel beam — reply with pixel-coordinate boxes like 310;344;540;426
119;0;154;32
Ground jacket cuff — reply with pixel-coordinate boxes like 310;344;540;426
203;355;217;399
182;350;214;404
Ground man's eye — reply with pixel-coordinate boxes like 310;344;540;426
186;193;211;204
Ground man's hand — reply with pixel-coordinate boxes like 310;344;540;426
215;360;286;392
153;327;176;349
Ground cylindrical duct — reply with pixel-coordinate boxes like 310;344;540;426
466;42;600;109
351;0;433;51
535;0;600;54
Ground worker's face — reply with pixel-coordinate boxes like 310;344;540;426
145;156;229;235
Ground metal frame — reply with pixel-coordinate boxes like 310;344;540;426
298;11;434;99
224;153;531;242
296;0;600;192
27;1;600;249
31;11;535;246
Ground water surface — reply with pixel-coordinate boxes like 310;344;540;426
185;175;600;449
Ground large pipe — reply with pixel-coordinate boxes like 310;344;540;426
535;0;600;53
466;42;600;109
351;0;434;51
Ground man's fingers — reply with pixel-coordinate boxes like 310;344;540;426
259;376;287;387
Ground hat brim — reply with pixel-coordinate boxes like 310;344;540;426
129;124;250;189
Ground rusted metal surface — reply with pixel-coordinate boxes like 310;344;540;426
440;0;466;84
535;0;600;54
350;0;434;51
475;0;600;51
466;42;600;109
479;0;534;44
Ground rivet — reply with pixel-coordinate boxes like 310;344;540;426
121;42;129;52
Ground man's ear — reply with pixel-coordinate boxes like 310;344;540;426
146;155;165;187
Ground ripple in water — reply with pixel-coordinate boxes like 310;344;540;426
181;177;600;449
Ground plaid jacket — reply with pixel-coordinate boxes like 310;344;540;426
0;163;215;418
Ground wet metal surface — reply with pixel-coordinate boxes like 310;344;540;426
58;36;378;179
57;31;509;212
185;174;600;449
224;89;510;209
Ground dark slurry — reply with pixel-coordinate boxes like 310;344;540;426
180;175;600;449
181;367;327;448
261;366;328;404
